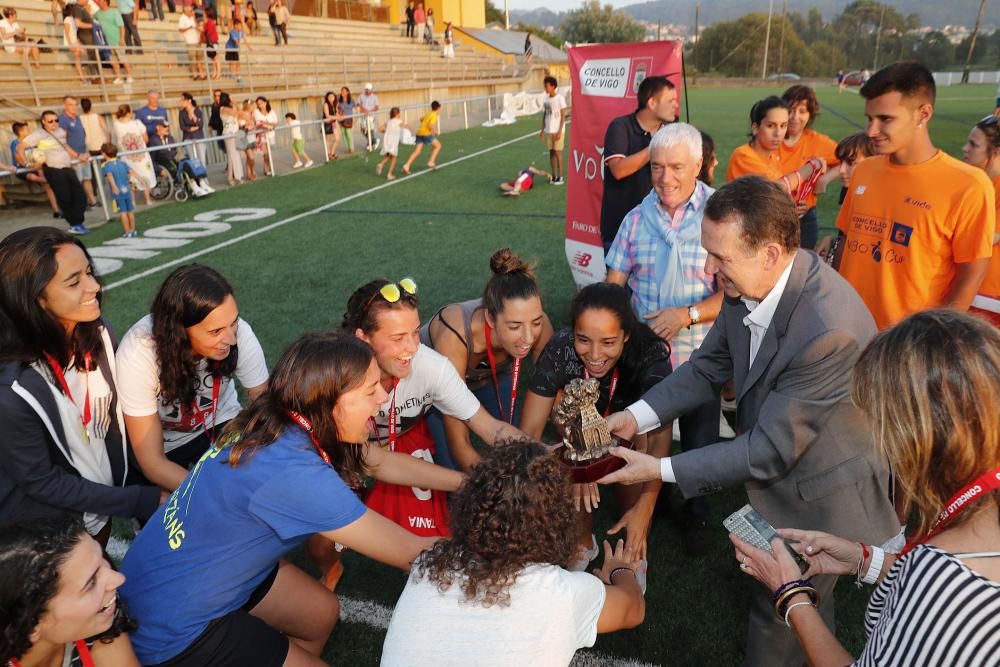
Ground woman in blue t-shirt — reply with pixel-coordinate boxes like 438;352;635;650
120;332;459;667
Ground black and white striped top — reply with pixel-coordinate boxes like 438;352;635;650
856;545;1000;666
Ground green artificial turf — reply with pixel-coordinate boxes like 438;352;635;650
97;83;994;666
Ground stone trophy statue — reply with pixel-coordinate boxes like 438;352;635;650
553;378;632;483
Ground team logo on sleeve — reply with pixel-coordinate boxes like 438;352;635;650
890;222;913;247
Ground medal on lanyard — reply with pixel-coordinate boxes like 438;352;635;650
368;377;400;451
287;410;331;464
899;464;1000;557
191;376;221;445
44;352;92;443
584;367;619;417
484;321;521;424
8;640;95;667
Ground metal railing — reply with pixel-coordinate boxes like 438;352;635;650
2;40;521;107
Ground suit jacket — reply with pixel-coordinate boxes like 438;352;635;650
643;251;899;542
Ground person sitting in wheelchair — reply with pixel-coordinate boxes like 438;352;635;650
148;122;215;197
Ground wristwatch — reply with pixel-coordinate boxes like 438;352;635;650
687;305;701;328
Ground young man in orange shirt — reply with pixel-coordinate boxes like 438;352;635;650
834;61;995;330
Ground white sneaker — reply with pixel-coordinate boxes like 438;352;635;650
292;161;303;168
304;159;314;167
126;76;134;83
112;77;123;84
191;182;207;197
201;182;215;193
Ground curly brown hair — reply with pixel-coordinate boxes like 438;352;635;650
412;439;576;607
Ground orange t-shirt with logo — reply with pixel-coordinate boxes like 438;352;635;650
778;128;839;208
726;143;784;181
836;151;996;329
976;176;1000;299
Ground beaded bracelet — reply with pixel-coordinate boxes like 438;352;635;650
608;567;637;585
771;579;811;607
854;543;870;588
784;600;815;628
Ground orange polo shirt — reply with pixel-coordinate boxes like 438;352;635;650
836;151;996;329
726;143;783;181
977;176;1000;298
778;128;839;209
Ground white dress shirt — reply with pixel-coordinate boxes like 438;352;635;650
627;255;797;483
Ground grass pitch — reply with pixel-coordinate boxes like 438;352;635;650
93;83;994;666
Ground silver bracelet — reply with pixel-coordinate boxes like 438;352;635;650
862;546;885;585
784;600;814;628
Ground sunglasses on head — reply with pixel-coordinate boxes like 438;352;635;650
363;278;417;312
979;115;999;127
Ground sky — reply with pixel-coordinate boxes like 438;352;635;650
505;0;635;14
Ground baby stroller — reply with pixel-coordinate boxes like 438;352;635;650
151;154;214;202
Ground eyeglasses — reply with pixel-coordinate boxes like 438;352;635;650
43;118;58;124
363;278;417;312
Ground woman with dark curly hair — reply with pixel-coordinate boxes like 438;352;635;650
116;264;269;492
0;515;138;666
0;227;161;543
382;440;646;665
120;332;448;667
520;283;672;565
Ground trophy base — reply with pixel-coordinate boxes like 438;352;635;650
554;437;633;484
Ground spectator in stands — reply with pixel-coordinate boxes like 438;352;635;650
779;85;841;250
600;76;676;252
111;104;155;206
100;142;139;237
9;121;61;218
698;130;717;185
420;248;554;471
61;1;87;82
376;106;405;179
266;0;278;43
65;0;98;78
135;91;168;142
92;0;134;84
381;440;646;665
523;32;532;64
224;17;244;83
0;517;141;667
272;0;288;45
413;2;425;43
0;8;41;67
178;4;206;80
835;62;995;330
322;90;341;160
337;86;355;154
244;0;258;36
15;112;90;234
203;8;221;79
961;115;1000;326
424;7;434;44
147;0;164;21
117;264;268;492
179;91;207;166
253;96;277;176
0;227;163;538
218;91;244;184
442;21;454;59
733;310;1000;667
358;82;380;150
540;75;566;184
405;0;414;39
80;99;109;163
59;96;99;209
402;100;441;174
119;331;446;666
605;123;722;556
725;96;826;220
239;99;257;180
119;0;142;54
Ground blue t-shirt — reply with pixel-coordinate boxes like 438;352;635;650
225;29;243;49
134;106;169;139
119;428;367;664
9;139;23;167
58;113;87;153
102;159;130;190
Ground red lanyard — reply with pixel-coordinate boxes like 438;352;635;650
584;367;619;417
188;376;222;445
483;321;521;424
900;464;1000;557
9;640;94;667
287;410;331;465
368;377;399;450
44;352;92;437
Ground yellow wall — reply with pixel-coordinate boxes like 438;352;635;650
389;0;484;30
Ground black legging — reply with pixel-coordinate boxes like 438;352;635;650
274;23;287;45
42;165;87;227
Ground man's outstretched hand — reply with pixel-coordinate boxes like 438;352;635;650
596;446;661;486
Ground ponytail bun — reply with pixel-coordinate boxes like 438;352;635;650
489;248;534;279
482;248;540;317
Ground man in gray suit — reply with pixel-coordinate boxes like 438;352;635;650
598;176;900;666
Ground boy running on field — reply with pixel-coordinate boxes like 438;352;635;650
402;100;441;174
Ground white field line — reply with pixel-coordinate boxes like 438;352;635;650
102;125;557;292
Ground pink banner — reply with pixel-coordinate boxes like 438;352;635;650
565;40;684;287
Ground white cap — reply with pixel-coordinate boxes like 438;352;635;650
364;83;373;90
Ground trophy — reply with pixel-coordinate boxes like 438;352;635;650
552;378;633;483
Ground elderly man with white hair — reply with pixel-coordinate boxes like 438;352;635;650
605;122;724;556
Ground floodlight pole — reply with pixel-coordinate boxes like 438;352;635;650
504;0;509;29
762;0;774;79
